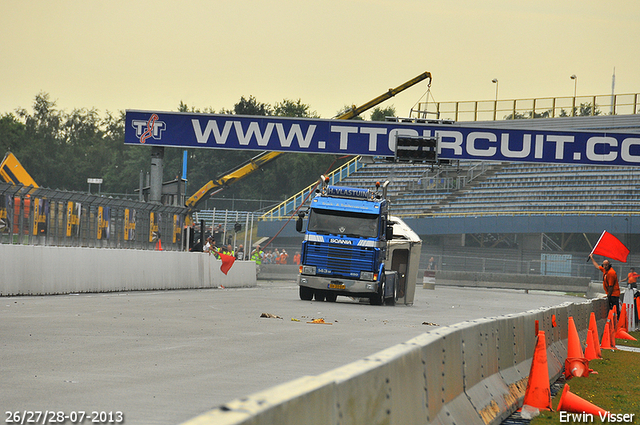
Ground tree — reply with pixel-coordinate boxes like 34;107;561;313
370;106;396;121
504;109;551;120
559;102;602;117
234;95;272;116
274;99;319;118
0;113;26;155
14;93;64;188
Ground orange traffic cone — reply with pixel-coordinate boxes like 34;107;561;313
600;320;614;350
616;303;628;332
522;331;553;414
556;384;608;416
584;329;599;361
567;317;584;358
606;310;617;349
615;328;638;341
564;317;589;378
156;239;163;251
588;312;602;359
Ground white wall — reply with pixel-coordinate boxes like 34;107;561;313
0;244;256;296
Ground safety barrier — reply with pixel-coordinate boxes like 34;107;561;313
180;297;607;425
0;244;257;296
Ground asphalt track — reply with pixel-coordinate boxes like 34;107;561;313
1;279;579;425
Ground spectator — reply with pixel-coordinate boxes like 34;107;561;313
278;249;289;265
236;244;245;260
621;267;639;289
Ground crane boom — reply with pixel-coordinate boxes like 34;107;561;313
0;152;38;188
336;71;431;120
185;151;281;208
185;72;432;210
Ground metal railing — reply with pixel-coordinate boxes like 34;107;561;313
194;209;260;251
260;156;365;221
396;209;640;219
0;182;189;250
413;93;640;122
405;161;498;193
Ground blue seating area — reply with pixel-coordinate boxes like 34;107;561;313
336;161;640;216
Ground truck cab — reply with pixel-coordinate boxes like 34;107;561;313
296;177;421;305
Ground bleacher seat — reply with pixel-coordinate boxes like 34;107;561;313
334;161;640;216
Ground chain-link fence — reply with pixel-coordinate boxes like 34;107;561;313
420;249;640;282
0;182;189;251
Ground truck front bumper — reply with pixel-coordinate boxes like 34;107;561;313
298;274;379;295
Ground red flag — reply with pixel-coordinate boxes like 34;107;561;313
219;252;236;275
590;231;629;263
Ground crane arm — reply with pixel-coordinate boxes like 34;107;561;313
185;151;281;209
336;71;431;120
0;152;38;188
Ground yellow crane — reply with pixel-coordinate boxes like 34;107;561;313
184;71;432;211
0;152;38;187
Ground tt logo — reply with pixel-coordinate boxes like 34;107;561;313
132;114;167;143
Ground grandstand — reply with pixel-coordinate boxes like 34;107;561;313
335;160;640;217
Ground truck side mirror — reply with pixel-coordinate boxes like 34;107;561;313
296;212;305;233
386;225;394;240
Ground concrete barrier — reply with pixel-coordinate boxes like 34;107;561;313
257;264;299;280
181;297;608;425
0;244;257;296
434;270;591;293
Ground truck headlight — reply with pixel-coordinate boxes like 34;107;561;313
302;265;317;275
360;271;374;281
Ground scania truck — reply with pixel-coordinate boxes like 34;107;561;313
296;176;422;305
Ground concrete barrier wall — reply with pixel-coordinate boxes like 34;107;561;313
435;270;591;293
257;264;299;280
182;297;608;425
0;244;257;296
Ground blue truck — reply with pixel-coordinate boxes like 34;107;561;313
296;177;422;306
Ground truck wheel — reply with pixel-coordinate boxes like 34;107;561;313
300;286;314;301
384;285;396;306
325;292;337;302
314;291;326;302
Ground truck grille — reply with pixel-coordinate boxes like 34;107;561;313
305;243;376;276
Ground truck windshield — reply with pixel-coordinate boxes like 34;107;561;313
307;209;379;238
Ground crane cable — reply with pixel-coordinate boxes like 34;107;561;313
410;78;438;119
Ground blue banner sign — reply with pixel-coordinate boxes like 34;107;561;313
125;110;640;167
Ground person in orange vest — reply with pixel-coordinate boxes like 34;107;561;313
590;254;620;319
278;249;289;265
621;267;639;289
293;251;301;265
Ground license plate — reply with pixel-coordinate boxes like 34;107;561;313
329;283;345;290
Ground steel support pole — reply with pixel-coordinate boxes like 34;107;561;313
149;146;164;204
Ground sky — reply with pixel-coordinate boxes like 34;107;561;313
1;0;639;120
